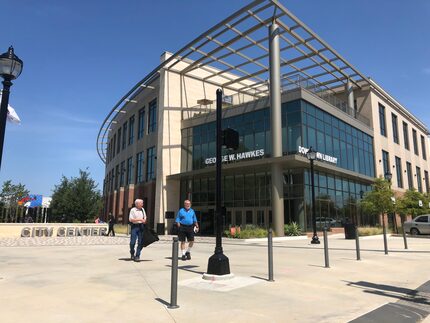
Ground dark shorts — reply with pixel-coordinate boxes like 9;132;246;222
178;225;195;242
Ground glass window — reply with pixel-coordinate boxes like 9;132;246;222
128;115;135;145
117;128;121;154
114;165;119;189
416;166;422;193
395;156;403;188
425;171;429;193
122;122;127;150
403;122;410;150
406;162;413;189
421;135;427;160
379;103;386;136
138;108;145;139
382;150;389;177
148;98;157;133
391;113;399;144
415;216;428;223
412;129;419;155
126;157;133;185
146;146;156;181
136;152;144;183
112;134;116;159
119;161;125;187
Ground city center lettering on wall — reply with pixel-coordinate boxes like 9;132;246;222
21;226;107;238
205;149;265;165
298;146;338;165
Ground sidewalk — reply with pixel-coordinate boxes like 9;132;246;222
0;235;429;322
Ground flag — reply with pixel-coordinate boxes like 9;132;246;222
0;94;21;124
7;105;21;124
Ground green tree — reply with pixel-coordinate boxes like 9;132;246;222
360;177;395;219
0;180;30;208
396;189;429;220
50;169;102;223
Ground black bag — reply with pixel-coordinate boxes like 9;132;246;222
142;226;159;247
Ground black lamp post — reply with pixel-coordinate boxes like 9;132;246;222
307;146;320;244
207;89;230;275
0;46;23;171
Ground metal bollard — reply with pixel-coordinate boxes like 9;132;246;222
355;227;361;261
382;223;388;255
168;237;179;309
323;227;330;268
268;228;274;282
402;223;408;250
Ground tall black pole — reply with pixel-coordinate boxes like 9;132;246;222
206;89;230;275
310;159;320;244
0;77;12;171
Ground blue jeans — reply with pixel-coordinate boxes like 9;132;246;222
130;225;144;257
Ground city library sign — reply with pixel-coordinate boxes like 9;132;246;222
205;149;265;165
21;225;107;238
298;146;338;165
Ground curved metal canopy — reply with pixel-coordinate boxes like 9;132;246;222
97;0;371;163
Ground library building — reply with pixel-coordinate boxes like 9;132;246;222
97;0;430;236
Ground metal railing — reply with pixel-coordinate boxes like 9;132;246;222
182;74;371;128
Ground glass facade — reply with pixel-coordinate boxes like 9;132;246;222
180;169;371;230
179;98;375;231
181;99;375;177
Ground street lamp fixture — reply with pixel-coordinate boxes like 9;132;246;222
384;171;392;182
306;146;320;244
0;46;23;170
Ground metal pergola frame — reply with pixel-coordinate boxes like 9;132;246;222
97;0;372;163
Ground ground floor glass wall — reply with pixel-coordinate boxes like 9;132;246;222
179;168;372;234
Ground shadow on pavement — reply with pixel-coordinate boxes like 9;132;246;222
117;258;152;262
344;280;430;305
155;298;170;307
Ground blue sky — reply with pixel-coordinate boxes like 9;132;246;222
1;0;429;196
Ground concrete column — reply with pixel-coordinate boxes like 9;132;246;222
269;22;285;237
346;78;354;112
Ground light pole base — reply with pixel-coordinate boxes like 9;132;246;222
311;235;320;244
207;252;230;275
202;273;235;281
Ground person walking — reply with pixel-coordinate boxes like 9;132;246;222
175;199;199;261
107;214;116;236
129;199;147;262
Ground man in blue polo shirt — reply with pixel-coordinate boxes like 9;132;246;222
175;199;199;261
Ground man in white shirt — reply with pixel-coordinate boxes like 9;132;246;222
129;199;147;262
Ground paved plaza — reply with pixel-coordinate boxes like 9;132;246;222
1;234;430;322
